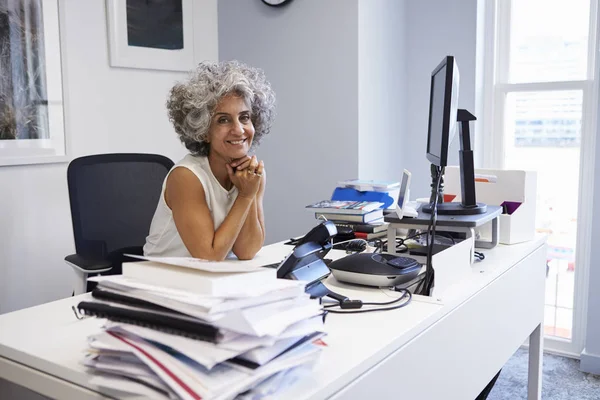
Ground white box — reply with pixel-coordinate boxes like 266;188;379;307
443;167;537;245
431;235;475;299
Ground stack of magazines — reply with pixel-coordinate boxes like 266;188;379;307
77;255;327;399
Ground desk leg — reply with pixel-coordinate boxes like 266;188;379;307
527;323;543;400
387;226;397;255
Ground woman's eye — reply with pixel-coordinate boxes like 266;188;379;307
218;117;229;124
240;114;250;123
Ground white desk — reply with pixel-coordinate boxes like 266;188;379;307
0;237;546;400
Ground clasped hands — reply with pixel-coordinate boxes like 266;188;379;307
225;155;264;199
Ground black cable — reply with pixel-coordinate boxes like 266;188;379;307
331;238;368;253
395;231;456;253
372;238;385;253
374;224;459;255
474;251;485;261
323;293;407;308
374;238;403;254
324;289;411;314
420;166;443;296
424;169;442;295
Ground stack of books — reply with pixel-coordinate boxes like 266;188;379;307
306;179;400;242
305;200;384;224
77;255;326;399
305;200;389;241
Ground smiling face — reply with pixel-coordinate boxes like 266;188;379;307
206;94;255;162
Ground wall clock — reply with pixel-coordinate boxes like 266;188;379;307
262;0;293;7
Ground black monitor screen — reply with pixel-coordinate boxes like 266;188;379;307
428;65;446;161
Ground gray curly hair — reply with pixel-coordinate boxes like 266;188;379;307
167;60;276;156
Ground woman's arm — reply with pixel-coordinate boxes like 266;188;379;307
165;167;258;261
232;171;266;259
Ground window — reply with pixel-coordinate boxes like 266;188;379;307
484;0;597;354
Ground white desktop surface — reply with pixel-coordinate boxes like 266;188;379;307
0;237;546;400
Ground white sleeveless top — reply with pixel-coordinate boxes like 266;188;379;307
143;154;238;257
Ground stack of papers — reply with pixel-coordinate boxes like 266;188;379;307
78;257;327;399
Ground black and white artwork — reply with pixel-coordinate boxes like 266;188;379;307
0;0;66;166
126;0;183;50
107;0;195;72
0;0;49;140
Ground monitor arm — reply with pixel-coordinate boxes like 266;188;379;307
457;109;477;208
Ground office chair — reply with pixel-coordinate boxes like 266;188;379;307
65;153;174;294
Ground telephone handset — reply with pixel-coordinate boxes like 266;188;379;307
277;221;348;302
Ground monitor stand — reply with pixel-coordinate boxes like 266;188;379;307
422;109;487;216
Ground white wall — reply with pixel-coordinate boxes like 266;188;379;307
218;0;360;244
404;0;479;199
357;0;407;182
0;0;479;329
0;0;217;315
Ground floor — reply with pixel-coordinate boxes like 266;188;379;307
488;348;600;400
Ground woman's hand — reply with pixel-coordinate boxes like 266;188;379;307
230;155;260;173
226;159;264;199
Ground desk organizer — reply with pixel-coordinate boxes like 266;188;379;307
443;167;537;245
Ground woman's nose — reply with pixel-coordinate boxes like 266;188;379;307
232;120;244;135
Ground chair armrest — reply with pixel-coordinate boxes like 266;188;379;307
64;254;112;274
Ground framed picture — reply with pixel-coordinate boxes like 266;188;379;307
0;0;69;166
106;0;195;72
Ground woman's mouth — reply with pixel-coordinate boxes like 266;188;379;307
227;138;247;145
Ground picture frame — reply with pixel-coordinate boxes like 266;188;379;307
0;0;69;166
105;0;196;72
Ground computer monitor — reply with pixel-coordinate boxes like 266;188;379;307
422;56;486;216
426;56;459;168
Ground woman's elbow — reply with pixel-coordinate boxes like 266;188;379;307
189;249;228;262
234;249;259;260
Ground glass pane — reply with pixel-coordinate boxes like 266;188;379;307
504;90;581;340
544;305;556;336
556;307;574;339
509;0;590;83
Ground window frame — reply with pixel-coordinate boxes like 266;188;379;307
481;0;599;356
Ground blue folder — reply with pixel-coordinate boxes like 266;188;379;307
331;187;395;209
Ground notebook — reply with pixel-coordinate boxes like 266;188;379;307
332;220;388;233
91;288;183;314
91;278;306;317
122;260;275;296
77;300;222;343
313;209;384;223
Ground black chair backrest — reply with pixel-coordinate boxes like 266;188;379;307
67;153;174;263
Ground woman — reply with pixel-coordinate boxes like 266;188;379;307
143;60;276;260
